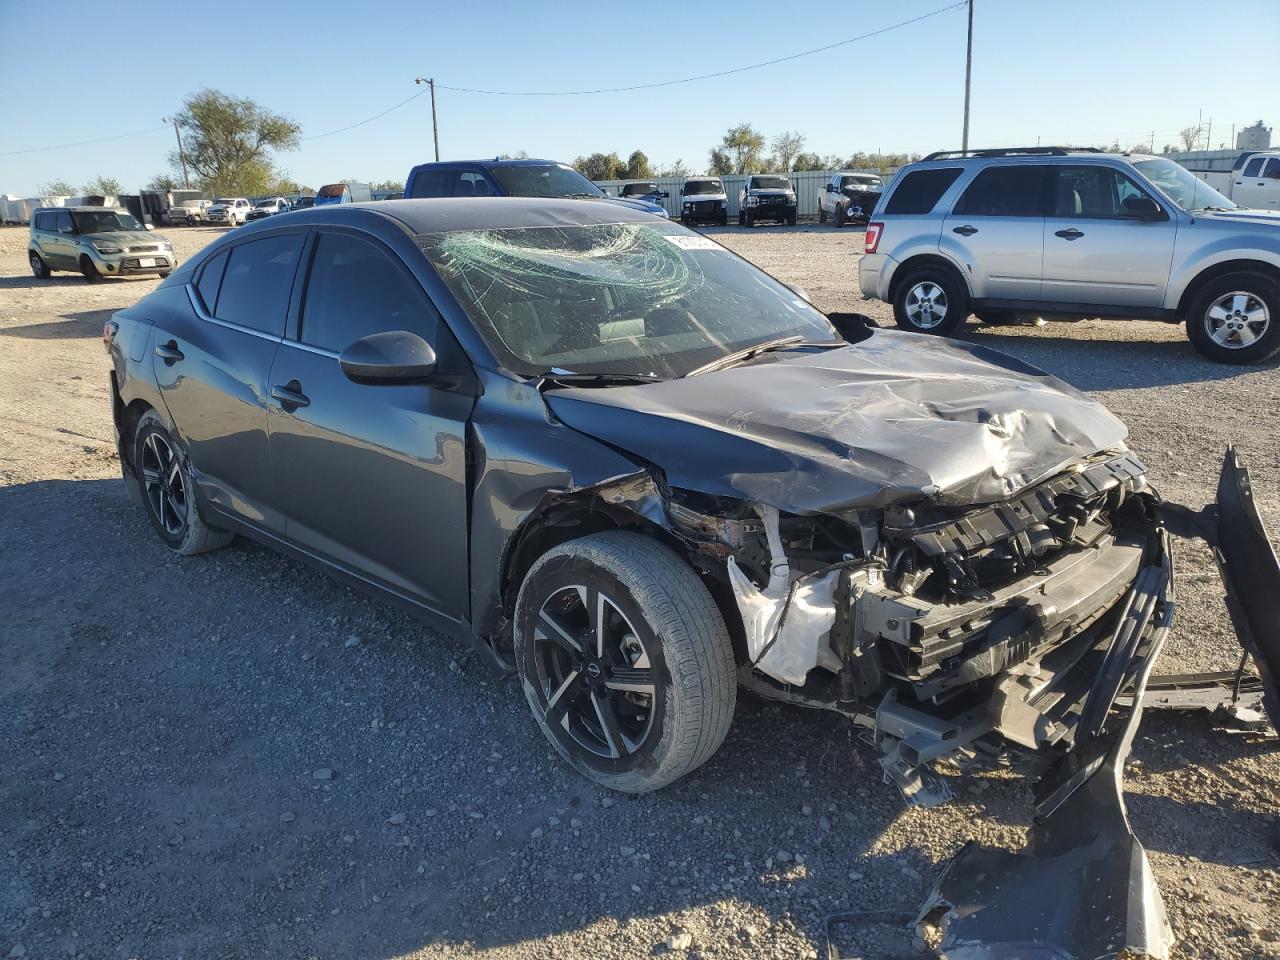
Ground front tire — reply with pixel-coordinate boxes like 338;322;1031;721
1186;273;1280;365
79;255;100;282
818;205;828;224
744;210;755;228
834;205;847;228
892;267;969;336
515;532;736;793
132;410;234;555
29;251;50;279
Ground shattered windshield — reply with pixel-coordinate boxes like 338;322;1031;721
684;180;723;195
418;222;837;378
1132;157;1237;211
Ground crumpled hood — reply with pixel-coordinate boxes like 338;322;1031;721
598;195;667;217
544;329;1129;514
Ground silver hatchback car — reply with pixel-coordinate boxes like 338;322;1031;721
859;146;1280;364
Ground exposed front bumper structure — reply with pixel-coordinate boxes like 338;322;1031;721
908;448;1279;960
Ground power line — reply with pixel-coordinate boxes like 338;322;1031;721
0;125;166;158
435;2;967;96
301;86;432;141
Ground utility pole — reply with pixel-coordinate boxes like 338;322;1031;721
162;116;190;188
414;77;440;161
961;0;973;152
1150;130;1156;152
1204;118;1212;151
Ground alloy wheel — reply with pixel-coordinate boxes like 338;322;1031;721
1205;291;1270;350
140;431;189;537
904;280;949;330
532;584;657;760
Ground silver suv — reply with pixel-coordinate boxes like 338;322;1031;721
859;146;1280;364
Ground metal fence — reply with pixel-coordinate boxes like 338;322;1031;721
595;168;903;220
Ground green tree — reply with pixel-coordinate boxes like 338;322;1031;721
82;176;122;196
707;147;733;176
145;173;179;191
174;88;301;196
790;152;825;172
573;152;625;181
370;180;405;192
769;131;805;173
656;159;691;178
718;123;766;173
623;149;654;180
39;179;76;197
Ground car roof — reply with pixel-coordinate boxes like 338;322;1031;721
412;158;568;171
259;197;659;235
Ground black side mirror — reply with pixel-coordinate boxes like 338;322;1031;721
659;191;670;199
826;311;874;344
339;330;437;385
825;183;835;193
1122;195;1164;220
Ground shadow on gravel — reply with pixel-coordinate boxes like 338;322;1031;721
1;475;1262;958
0;274;152;292
0;309;117;339
956;324;1280;391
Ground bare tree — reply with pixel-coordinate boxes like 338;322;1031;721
1178;126;1202;151
39;180;76;197
770;130;805;173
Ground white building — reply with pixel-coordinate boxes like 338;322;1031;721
1237;120;1272;151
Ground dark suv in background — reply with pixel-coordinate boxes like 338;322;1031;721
404;158;669;218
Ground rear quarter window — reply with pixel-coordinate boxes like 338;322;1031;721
407;169;451;198
212;234;303;335
884;168;963;215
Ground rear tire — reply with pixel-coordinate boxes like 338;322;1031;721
892;266;969;336
132;410;234;556
1185;272;1280;365
29;251;50;279
515;531;736;793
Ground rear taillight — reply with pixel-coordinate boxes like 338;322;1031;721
102;319;119;352
864;221;884;254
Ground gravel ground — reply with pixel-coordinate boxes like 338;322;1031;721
1;221;1278;960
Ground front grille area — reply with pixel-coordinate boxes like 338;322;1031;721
123;257;169;270
128;245;159;253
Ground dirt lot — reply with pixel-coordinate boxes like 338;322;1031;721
1;221;1278;960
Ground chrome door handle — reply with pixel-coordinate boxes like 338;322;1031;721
155;340;184;363
1054;228;1085;241
270;380;310;409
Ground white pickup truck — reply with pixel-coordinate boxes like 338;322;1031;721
817;171;884;227
1191;150;1280;210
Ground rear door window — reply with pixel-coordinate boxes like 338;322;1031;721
299;232;438;352
33;211;51;231
884;168;963;214
213;233;303;335
954;166;1046;216
1263;158;1280;180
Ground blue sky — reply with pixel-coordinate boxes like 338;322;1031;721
2;0;1277;196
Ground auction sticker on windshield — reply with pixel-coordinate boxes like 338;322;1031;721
664;235;722;251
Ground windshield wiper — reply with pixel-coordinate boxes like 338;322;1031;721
685;336;839;377
536;371;663;389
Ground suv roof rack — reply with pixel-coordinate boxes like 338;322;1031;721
921;146;1105;161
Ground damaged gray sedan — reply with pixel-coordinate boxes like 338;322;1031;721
108;199;1278;960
